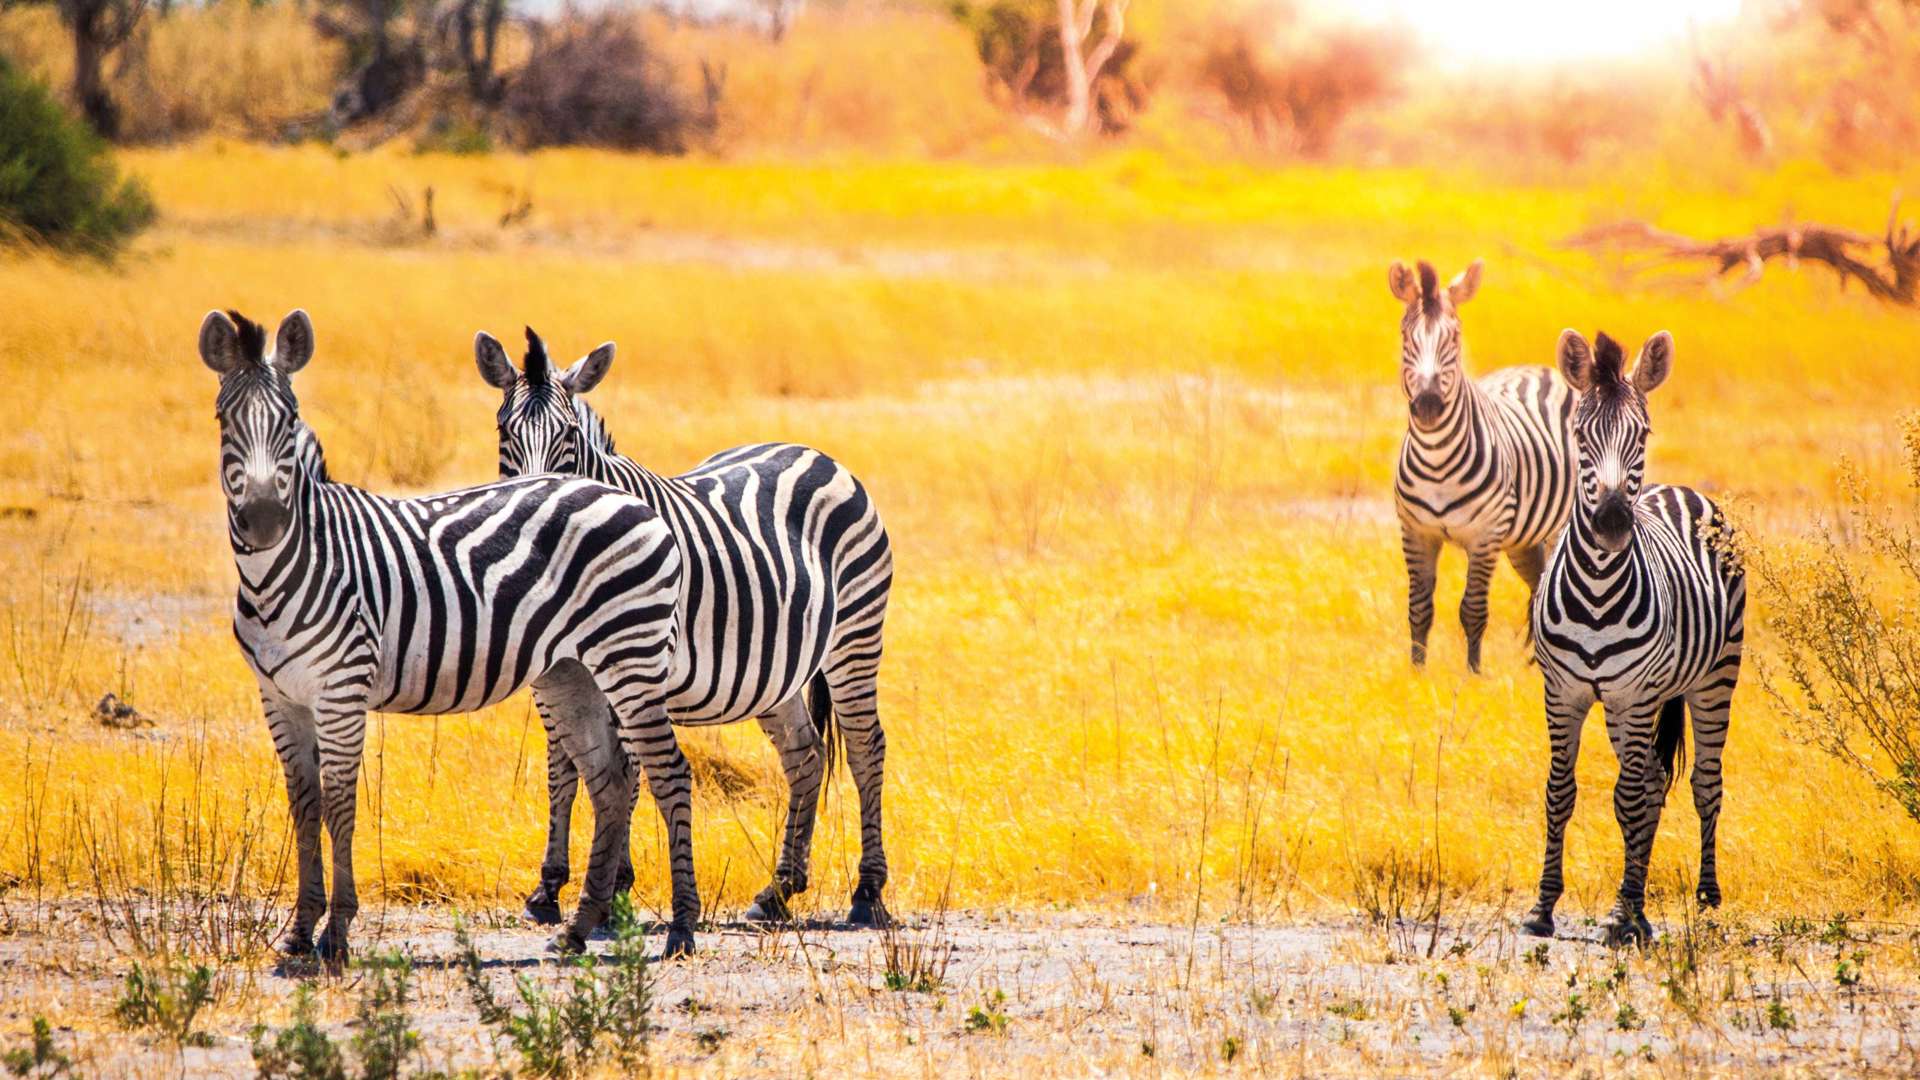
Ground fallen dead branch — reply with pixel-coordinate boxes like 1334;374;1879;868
1567;196;1920;305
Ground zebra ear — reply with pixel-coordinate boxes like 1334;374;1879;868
1633;331;1673;394
199;310;242;374
1556;329;1594;391
561;342;615;395
274;310;314;374
1447;259;1482;306
475;332;518;390
1388;261;1419;304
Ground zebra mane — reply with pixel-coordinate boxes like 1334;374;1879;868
523;327;551;387
228;310;269;366
1593;333;1627;385
1416;262;1441;317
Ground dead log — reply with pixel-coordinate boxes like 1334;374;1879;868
1566;196;1920;306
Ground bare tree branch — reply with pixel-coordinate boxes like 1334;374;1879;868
1567;196;1920;306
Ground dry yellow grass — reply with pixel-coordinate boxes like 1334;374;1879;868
2;144;1919;946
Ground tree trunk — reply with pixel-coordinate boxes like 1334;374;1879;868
1056;0;1091;136
71;12;118;139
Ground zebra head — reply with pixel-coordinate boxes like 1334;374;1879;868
1388;258;1481;430
1556;328;1673;554
475;327;616;478
199;309;316;552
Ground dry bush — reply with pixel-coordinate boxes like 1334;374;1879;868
1189;1;1408;157
1752;416;1920;823
502;11;706;152
0;4;338;143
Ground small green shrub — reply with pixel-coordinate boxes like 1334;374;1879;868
456;898;653;1078
250;984;348;1080
2;1017;70;1077
0;58;154;257
350;952;420;1080
112;958;214;1048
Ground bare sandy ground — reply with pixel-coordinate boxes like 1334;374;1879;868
2;903;1917;1077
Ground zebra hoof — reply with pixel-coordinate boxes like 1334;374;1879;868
1519;910;1555;938
525;887;565;926
662;927;695;959
1603;916;1651;949
279;929;315;957
549;929;588;956
744;894;792;924
315;926;349;964
1696;886;1722;910
847;896;891;929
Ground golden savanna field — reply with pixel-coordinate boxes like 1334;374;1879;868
4;0;1920;1074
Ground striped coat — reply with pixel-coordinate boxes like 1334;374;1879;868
1523;329;1744;946
477;329;895;927
1390;259;1575;671
203;309;689;959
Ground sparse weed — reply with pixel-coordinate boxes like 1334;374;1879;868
2;1018;69;1077
112;956;215;1048
965;990;1008;1035
251;984;347;1080
455;899;653;1077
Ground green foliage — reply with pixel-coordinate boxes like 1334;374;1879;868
250;957;421;1080
112;958;215;1048
351;952;421;1080
0;58;153;256
251;984;349;1080
1615;1002;1644;1030
2;1018;70;1077
1767;996;1797;1031
456;906;653;1078
965;989;1009;1034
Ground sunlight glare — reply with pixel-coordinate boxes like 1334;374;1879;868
1334;0;1745;67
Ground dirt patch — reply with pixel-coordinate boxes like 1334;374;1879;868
1;906;1916;1077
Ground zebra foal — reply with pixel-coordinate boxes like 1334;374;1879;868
1525;329;1744;946
203;308;695;958
1389;259;1576;671
475;328;895;927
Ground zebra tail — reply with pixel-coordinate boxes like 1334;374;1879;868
1655;698;1688;798
808;669;840;805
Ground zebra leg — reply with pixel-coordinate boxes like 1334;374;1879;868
1523;681;1590;937
1603;699;1666;948
525;689;580;926
313;706;368;962
826;662;889;927
1402;528;1441;667
744;691;826;923
1688;681;1735;909
1459;543;1500;674
1507;544;1548;645
265;695;325;955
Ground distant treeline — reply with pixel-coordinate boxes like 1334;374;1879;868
0;0;1913;170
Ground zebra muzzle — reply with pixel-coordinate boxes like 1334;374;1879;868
234;496;292;549
1593;494;1634;550
1408;391;1445;426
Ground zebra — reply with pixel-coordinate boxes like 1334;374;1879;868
475;327;896;928
1524;329;1744;946
1389;259;1576;672
201;308;696;959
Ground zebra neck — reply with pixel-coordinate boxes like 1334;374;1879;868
1403;380;1485;464
1562;510;1640;582
582;445;672;507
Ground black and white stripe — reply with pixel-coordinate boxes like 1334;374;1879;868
476;328;895;927
203;309;692;959
1389;259;1576;671
1523;329;1744;945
